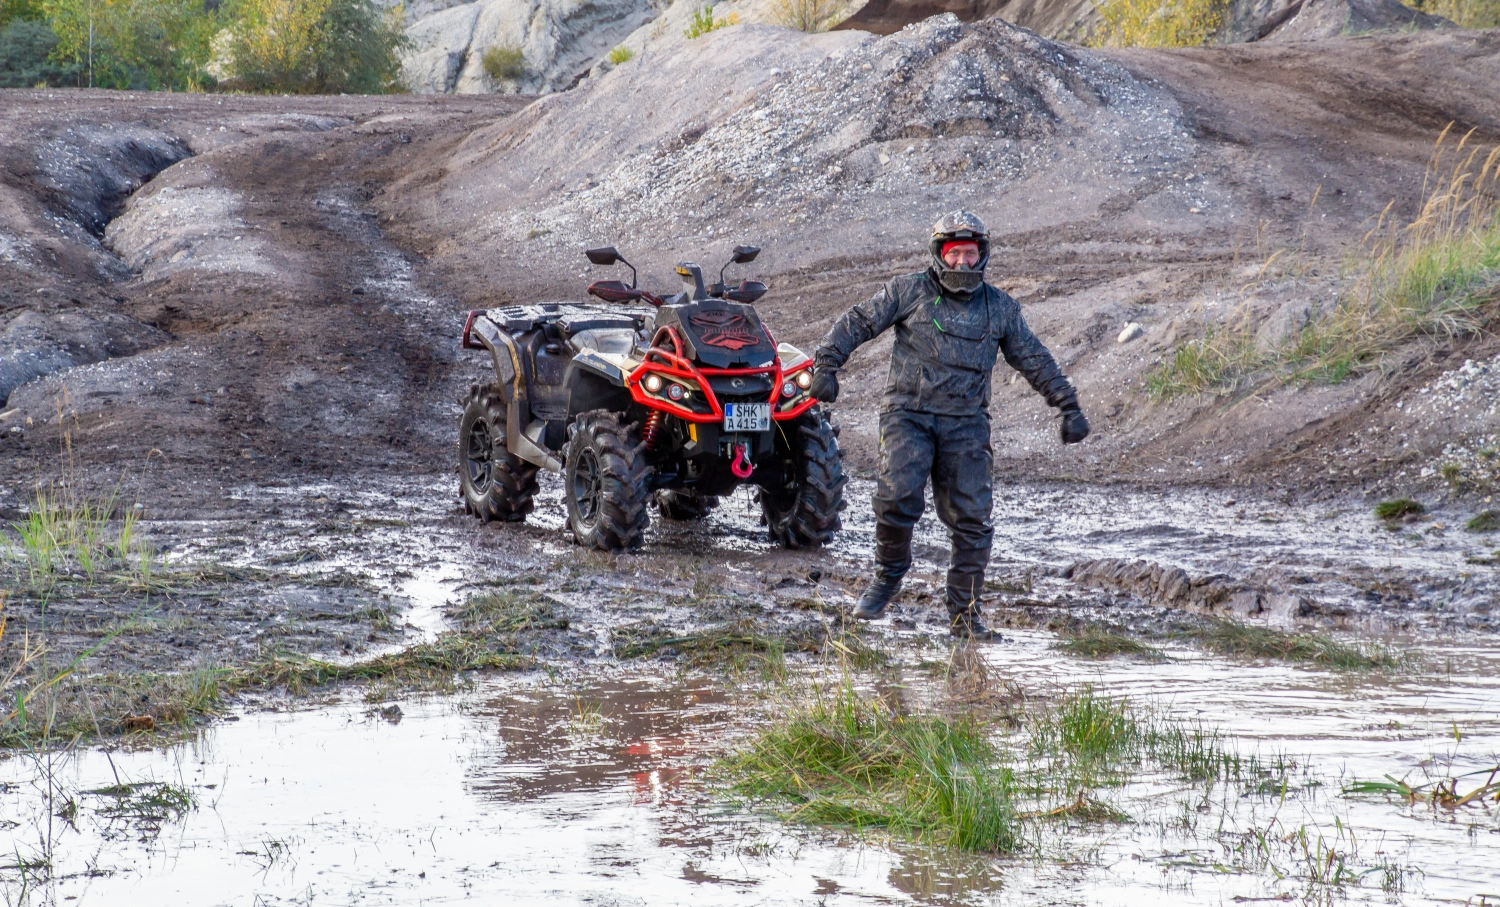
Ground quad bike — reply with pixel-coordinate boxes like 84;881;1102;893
457;244;846;552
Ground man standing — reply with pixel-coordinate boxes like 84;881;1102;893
808;211;1089;640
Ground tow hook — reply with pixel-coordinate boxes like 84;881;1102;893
730;442;755;479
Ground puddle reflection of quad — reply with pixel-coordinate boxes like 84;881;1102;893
457;245;846;552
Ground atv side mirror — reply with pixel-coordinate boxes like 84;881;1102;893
719;244;761;289
586;245;637;287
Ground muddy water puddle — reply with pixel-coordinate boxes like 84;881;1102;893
210;475;1495;636
5;636;1497;906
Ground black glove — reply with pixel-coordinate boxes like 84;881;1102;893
808;368;839;403
1060;405;1089;444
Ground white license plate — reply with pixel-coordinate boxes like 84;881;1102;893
723;403;770;432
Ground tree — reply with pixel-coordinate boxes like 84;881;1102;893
222;0;405;94
39;0;217;89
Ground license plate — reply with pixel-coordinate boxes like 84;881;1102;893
723;403;770;432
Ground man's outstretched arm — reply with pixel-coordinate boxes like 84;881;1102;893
810;284;905;402
997;298;1090;443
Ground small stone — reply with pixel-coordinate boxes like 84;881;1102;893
878;153;891;165
1117;322;1145;343
1189;207;1201;214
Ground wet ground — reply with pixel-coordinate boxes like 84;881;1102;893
3;628;1496;905
5;470;1499;904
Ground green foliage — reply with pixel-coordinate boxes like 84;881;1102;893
1375;497;1425;520
1414;0;1500;27
604;43;633;65
1148;133;1500;399
1;0;44;27
0;18;83;86
221;0;407;93
684;3;738;38
721;679;1019;852
767;0;846;32
39;0;219;89
481;42;523;81
1090;0;1225;47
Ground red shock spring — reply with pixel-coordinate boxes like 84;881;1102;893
642;410;664;451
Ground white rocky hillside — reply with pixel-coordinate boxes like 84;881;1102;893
396;0;1454;96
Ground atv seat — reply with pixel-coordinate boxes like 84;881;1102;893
558;311;640;336
567;328;636;356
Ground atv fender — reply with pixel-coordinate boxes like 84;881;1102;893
469;314;562;472
565;357;633;420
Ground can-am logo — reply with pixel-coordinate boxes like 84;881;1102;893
688;311;761;351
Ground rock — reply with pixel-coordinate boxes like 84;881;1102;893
835;0;1099;41
1264;0;1451;41
1263;592;1313;622
1228;589;1264;616
402;4;483;94
400;0;659;95
1117;322;1144;343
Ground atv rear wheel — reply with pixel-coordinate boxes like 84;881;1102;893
654;489;719;521
761;408;846;548
565;410;650;552
458;384;540;522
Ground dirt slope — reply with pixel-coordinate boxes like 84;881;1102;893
1;24;1498;519
384;21;1500;498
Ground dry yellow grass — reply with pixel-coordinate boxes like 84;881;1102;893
1149;127;1500;398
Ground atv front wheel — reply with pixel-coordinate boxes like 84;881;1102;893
565;410;650;552
654;489;719;521
458;384;539;522
761;409;846;548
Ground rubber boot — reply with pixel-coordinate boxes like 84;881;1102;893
948;606;1001;642
853;565;906;620
945;573;1000;642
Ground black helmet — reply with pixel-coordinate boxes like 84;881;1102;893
929;210;990;297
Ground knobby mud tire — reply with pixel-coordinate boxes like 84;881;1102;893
458;384;540;523
762;409;846;548
565;410;651;552
654;489;719;521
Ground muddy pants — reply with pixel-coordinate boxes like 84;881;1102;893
873;409;993;616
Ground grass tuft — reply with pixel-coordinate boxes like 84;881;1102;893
1180;619;1402;671
1053;625;1166;661
684;4;739;38
1466;509;1500;532
1375;497;1425;521
720;677;1019;852
605;44;635;65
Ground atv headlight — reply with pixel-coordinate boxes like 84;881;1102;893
643;373;664;393
794;370;813;389
782;380;798;398
667;383;685;401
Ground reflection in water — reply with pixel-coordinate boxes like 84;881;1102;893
2;636;1497;906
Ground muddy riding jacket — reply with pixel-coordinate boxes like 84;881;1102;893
814;270;1076;416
